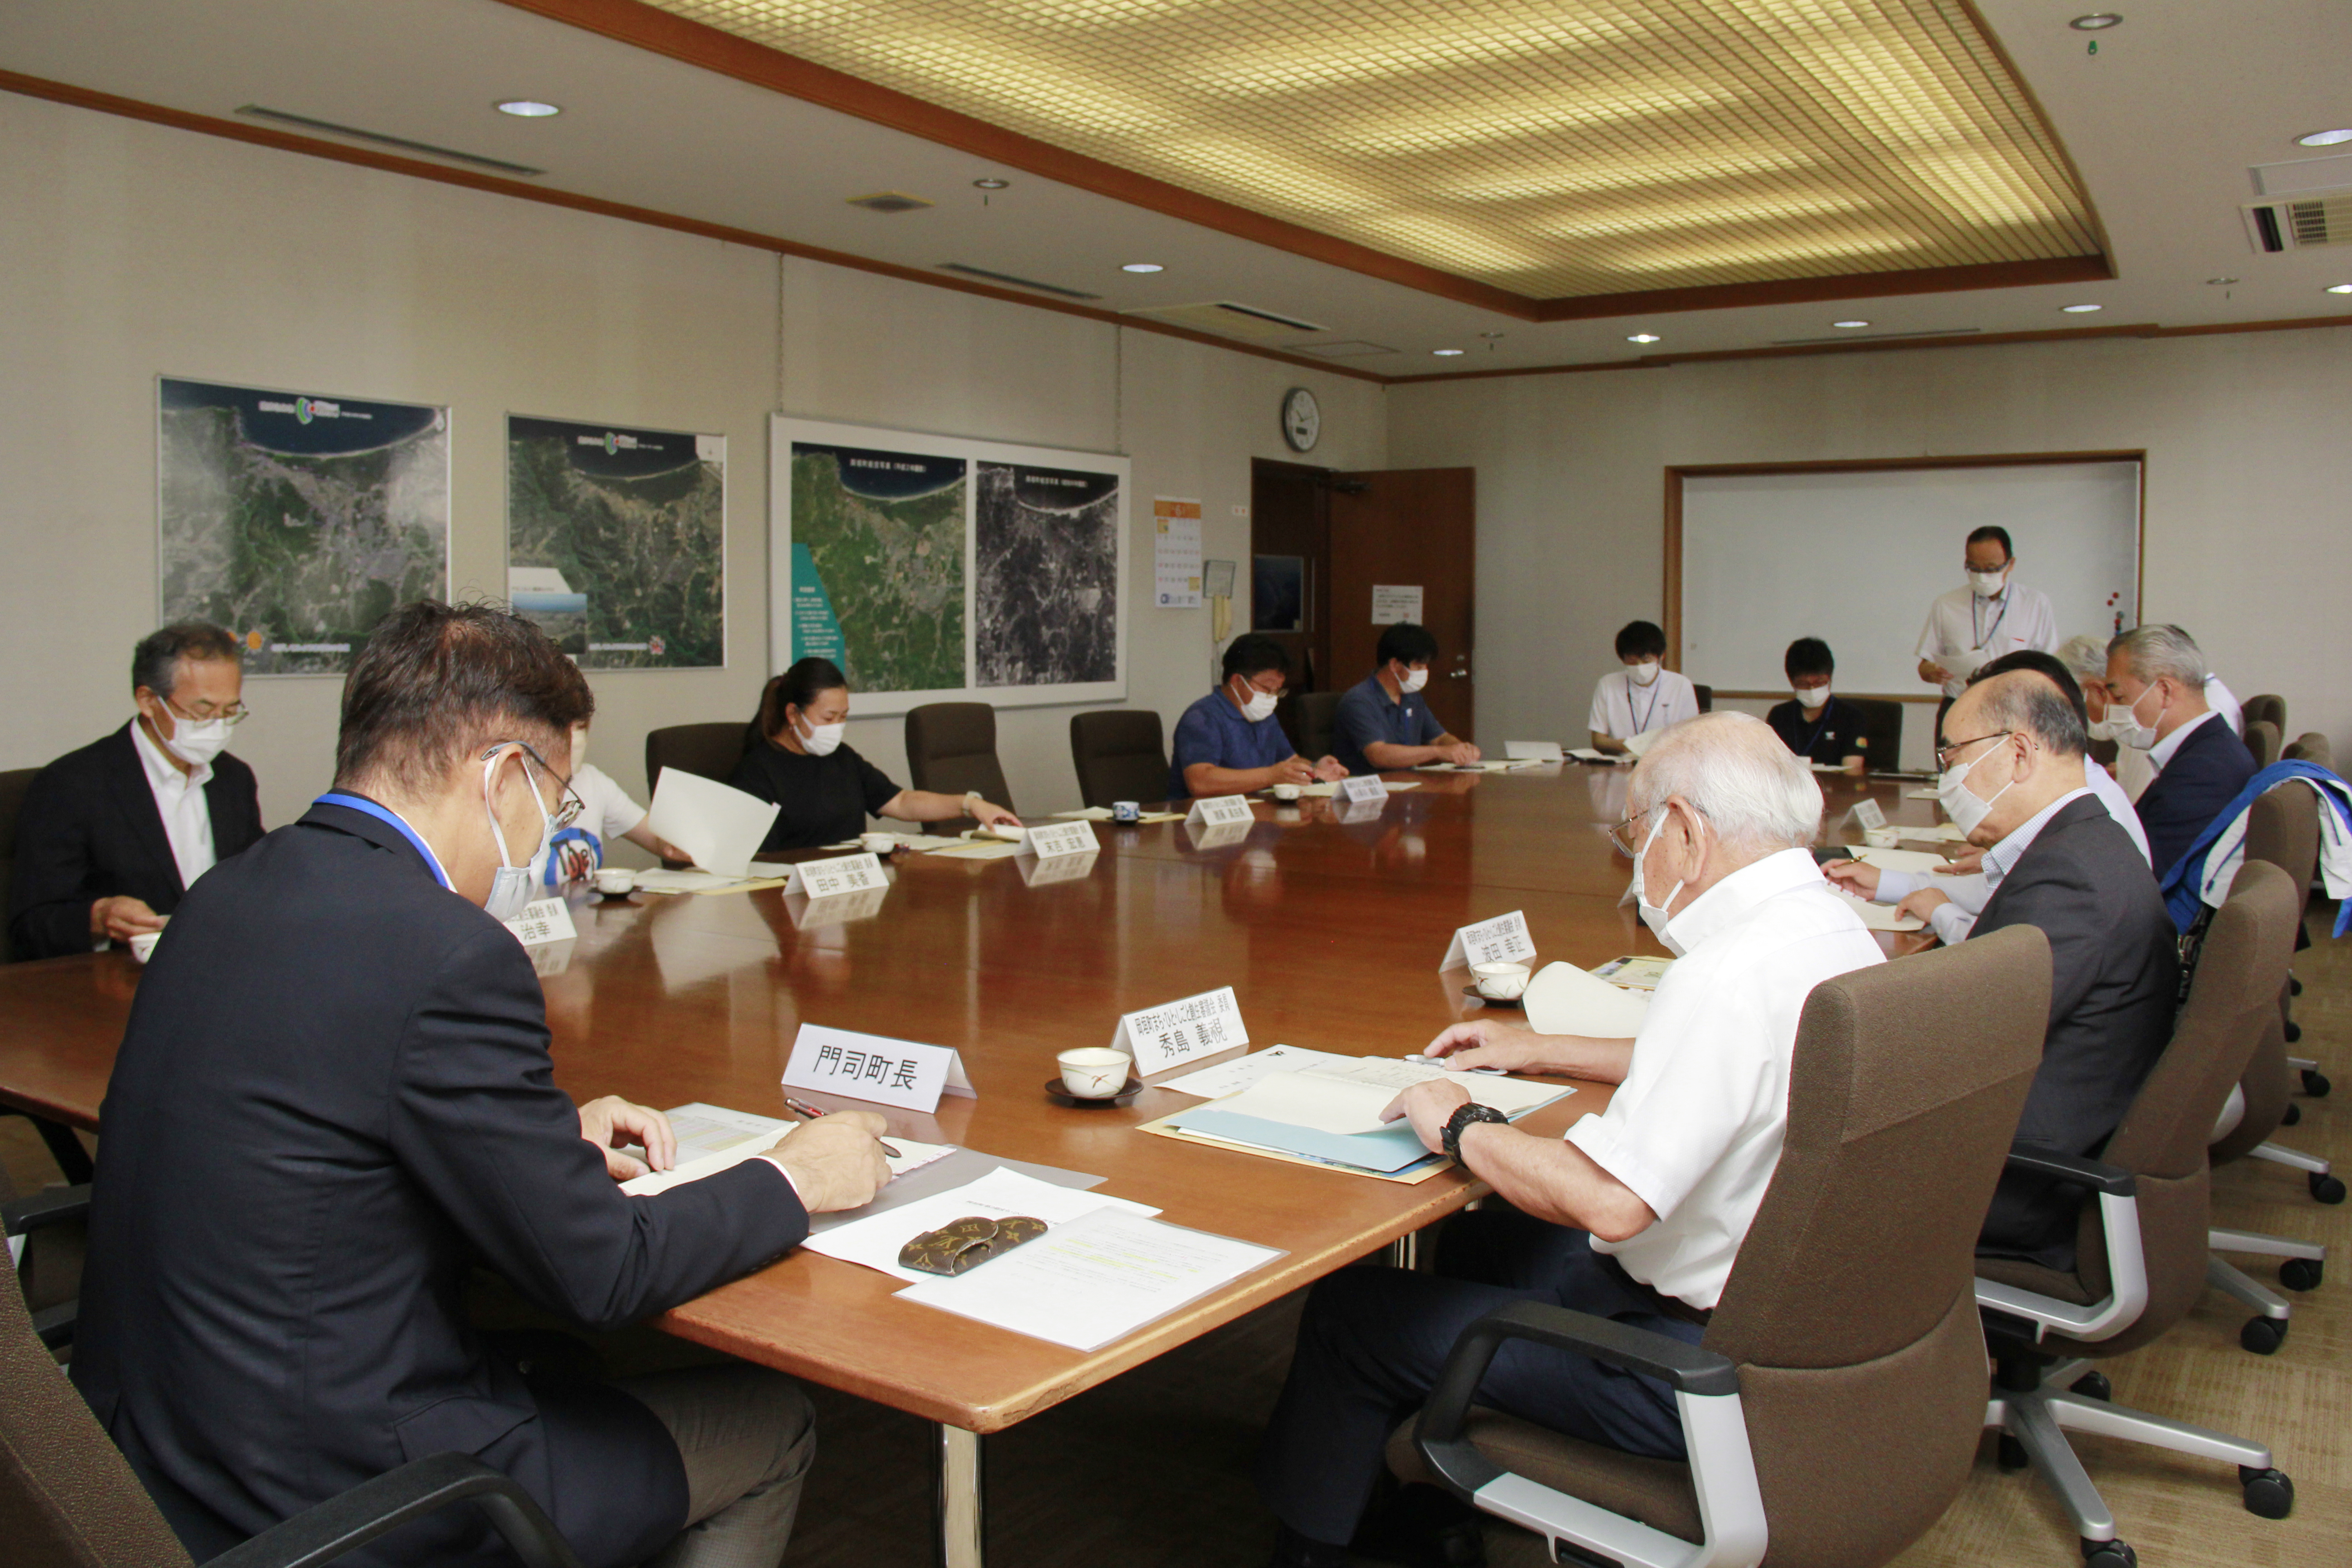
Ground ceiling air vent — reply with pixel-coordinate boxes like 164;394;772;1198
1125;300;1328;341
1288;340;1398;358
235;105;544;176
846;191;934;213
2243;196;2352;252
936;263;1101;301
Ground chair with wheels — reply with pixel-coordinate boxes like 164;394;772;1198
906;702;1014;835
1975;861;2302;1568
1069;710;1170;809
1390;927;2051;1568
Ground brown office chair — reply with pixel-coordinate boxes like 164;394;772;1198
1;766;37;964
1841;698;1903;771
1975;862;2301;1568
1392;927;2050;1568
2241;693;2286;735
643;722;753;792
905;703;1014;834
1289;691;1343;764
1069;710;1169;808
2244;719;2282;770
2282;731;2332;770
1691;683;1713;714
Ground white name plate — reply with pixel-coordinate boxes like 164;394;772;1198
503;897;577;949
1019;851;1098;887
788;884;892;927
783;1023;975;1114
1441;909;1536;971
1847;799;1887;833
1338;774;1389;804
1021;820;1101;860
1504;740;1563;762
1111;985;1249;1075
783;852;887;899
1186;794;1255;828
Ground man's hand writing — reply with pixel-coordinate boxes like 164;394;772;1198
1819;858;1880;897
767;1112;894;1213
578;1096;674;1180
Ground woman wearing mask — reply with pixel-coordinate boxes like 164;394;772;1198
729;657;1021;851
1587;620;1700;757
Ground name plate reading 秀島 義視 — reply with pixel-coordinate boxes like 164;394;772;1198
783;852;886;899
1338;774;1389;804
1441;909;1536;972
1846;799;1887;833
1186;794;1255;828
503;897;578;949
1110;986;1250;1076
1021;820;1100;860
781;1023;976;1114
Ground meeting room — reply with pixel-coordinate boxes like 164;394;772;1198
6;5;2352;1568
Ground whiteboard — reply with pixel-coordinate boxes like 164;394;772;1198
1678;462;2140;695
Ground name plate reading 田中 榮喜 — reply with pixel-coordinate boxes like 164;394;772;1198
1338;774;1389;804
1110;986;1249;1076
1440;909;1536;971
781;1023;976;1114
783;852;887;899
1020;820;1100;860
1186;794;1255;828
502;897;578;948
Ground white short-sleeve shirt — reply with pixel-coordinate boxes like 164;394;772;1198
1916;583;2058;698
1566;848;1885;1308
532;762;647;886
1587;669;1700;742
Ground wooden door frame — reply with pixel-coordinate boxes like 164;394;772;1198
1662;450;2147;702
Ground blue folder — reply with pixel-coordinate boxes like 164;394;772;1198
1165;1109;1440;1174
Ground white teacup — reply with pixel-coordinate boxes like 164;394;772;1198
1472;960;1532;1000
1862;826;1899;848
1057;1047;1132;1099
594;867;637;896
127;930;164;964
860;832;899;854
1271;783;1303;801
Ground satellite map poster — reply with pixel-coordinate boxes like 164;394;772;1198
157;377;450;675
770;417;1127;714
505;415;726;669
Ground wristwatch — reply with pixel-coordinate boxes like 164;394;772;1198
962;789;985;812
1441;1102;1509;1160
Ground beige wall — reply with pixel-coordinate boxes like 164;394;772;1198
0;91;1386;844
1389;329;2352;769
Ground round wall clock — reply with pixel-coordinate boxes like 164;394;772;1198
1280;387;1321;453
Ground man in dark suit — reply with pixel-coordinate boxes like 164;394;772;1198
2106;623;2257;878
72;601;892;1568
9;621;265;960
1906;669;2179;1267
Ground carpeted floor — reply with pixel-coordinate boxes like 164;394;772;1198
9;903;2346;1567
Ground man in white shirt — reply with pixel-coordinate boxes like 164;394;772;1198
1586;619;1701;755
1255;713;1882;1568
1915;526;2057;725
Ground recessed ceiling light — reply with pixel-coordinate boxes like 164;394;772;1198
1832;319;1871;328
2328;284;2352;294
972;178;1010;190
1121;262;1163;273
2060;303;2103;313
495;100;560;118
2205;277;2239;285
1627;333;1661;343
2068;13;2122;29
2297;129;2352;148
1432;348;1465;356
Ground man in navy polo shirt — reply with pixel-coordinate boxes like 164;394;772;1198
1331;623;1480;777
1169;635;1347;800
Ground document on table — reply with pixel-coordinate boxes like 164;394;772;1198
634;868;789;895
803;1166;1159;1284
1196;1063;1565;1136
1051;806;1186;823
1828;886;1926;932
1847;846;1953;874
618;1102;953;1196
1564;747;1614;763
1522;960;1652;1037
1897;822;1971;842
1156;1044;1353;1098
925;838;1024;860
896;1208;1282;1351
1903;787;1942;800
1622;727;1663;759
643;770;781;879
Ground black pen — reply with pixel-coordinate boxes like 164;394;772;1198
782;1094;901;1158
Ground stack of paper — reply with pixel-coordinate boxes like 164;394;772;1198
618;1102;953;1196
1522;961;1653;1037
803;1166;1157;1284
643;772;781;879
1898;822;1972;842
1161;1062;1570;1175
1847;846;1954;874
1157;1044;1352;1098
634;868;789;896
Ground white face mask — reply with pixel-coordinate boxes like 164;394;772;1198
1627;660;1661;688
1936;736;2019;839
2084;712;2130;744
1398;665;1429;695
1634;807;1695;958
795;712;847;756
1792;681;1831;710
1232;677;1280;723
1968;568;2009;599
2115;683;2162;752
159;713;233;767
483;749;554;922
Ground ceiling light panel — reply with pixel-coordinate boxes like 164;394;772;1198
651;0;2101;299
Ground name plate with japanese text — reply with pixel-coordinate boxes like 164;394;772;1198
502;897;578;949
1186;794;1255;828
1847;799;1887;833
1440;909;1536;971
782;1024;976;1114
1111;986;1250;1076
783;852;887;899
1021;821;1100;860
1338;774;1389;804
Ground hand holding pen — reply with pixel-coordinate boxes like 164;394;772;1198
784;1094;902;1158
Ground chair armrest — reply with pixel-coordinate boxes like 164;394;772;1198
205;1453;583;1568
4;1183;91;1237
2005;1143;2134;1196
1421;1300;1735;1454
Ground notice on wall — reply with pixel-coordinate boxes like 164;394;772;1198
1154;496;1204;608
1372;584;1424;625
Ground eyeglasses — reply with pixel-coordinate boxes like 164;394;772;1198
488;741;586;830
1607;800;1708;857
1933;730;2014;772
164;694;250;726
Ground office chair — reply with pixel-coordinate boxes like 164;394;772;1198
1976;862;2300;1568
0;766;36;964
905;703;1014;834
2281;731;2332;770
1391;927;2050;1568
1690;683;1712;714
643;722;753;792
2244;720;2281;770
2259;747;2334;1093
2240;693;2286;735
1069;710;1170;808
1289;691;1343;764
1841;698;1903;770
2226;784;2341;1188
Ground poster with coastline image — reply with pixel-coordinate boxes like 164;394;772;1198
157;377;449;675
505;416;725;668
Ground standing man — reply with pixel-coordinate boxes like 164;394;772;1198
8;621;264;960
2105;623;2257;877
1330;622;1480;776
73;601;891;1568
1586;620;1701;756
1170;635;1347;799
1915;526;2057;733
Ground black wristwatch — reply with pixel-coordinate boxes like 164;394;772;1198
1441;1102;1509;1160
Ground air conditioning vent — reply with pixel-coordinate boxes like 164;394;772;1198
936;262;1100;300
846;191;934;213
1286;340;1398;358
2243;196;2352;252
235;105;544;176
1125;300;1328;340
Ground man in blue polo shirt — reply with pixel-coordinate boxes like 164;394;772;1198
1331;623;1480;777
1169;636;1347;800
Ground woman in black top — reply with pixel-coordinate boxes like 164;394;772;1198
729;658;1022;851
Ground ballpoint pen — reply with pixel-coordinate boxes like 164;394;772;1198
782;1094;902;1158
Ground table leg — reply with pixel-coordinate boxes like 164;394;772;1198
1384;1230;1420;1270
932;1422;984;1568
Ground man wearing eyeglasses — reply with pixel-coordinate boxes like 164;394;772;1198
8;620;265;960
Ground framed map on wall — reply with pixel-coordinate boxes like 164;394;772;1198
769;416;1127;714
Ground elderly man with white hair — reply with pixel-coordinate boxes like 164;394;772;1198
1254;712;1884;1568
2106;623;2256;876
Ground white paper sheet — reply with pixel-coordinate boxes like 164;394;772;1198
1205;1065;1564;1137
802;1166;1159;1284
1828;885;1927;931
1897;822;1972;842
1621;727;1663;759
1904;787;1942;800
1521;961;1653;1037
633;868;760;895
618;1105;953;1197
1156;1044;1352;1098
643;771;781;879
924;838;1024;860
895;1209;1280;1351
1300;1058;1568;1117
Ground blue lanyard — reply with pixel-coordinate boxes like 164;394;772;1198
315;792;452;889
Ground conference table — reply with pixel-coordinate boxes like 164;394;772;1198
0;761;1943;1566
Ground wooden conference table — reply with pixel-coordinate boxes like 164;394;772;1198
0;763;1941;1566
